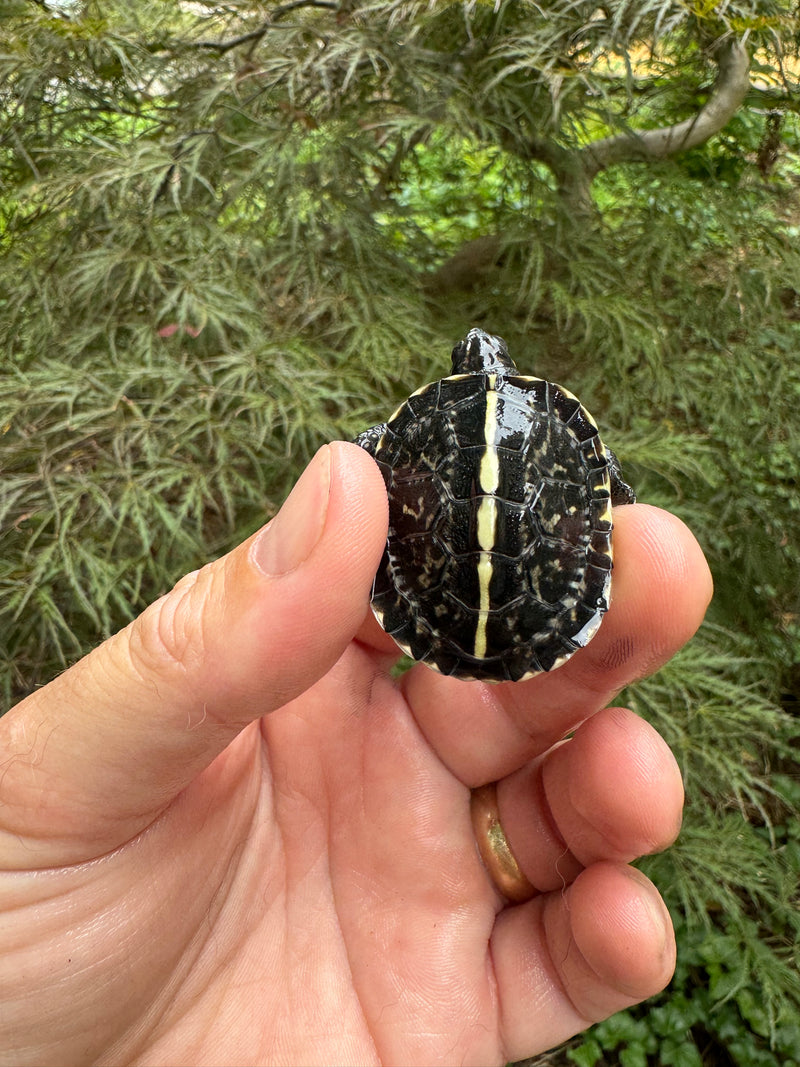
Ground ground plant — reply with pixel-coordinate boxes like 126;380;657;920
1;2;798;1063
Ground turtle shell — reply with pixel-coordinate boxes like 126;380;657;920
356;330;634;682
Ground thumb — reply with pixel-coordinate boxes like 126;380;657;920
0;443;388;868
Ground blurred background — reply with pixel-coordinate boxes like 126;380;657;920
1;2;798;1062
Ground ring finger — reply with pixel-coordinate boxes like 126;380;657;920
483;705;684;902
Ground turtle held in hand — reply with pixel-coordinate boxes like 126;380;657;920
355;328;636;682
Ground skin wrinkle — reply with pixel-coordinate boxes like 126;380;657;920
126;923;249;1065
159;569;206;672
351;635;400;687
229;738;362;1066
511;897;594;1055
477;681;553;755
326;826;383;1067
263;699;381;1063
319;718;386;1067
71;811;247;1066
344;647;394;728
319;658;499;1066
484;929;505;1064
595;634;637;672
566;656;628;705
3;798;171;877
0;717;161;862
528;761;575;892
153;559;244;713
541;885;637;1027
498;663;619;760
0;716;56;820
140;587;201;686
402;669;484;788
123;607;193;713
119;906;224;1064
404;673;533;789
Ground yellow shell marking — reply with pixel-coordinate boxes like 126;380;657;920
474;377;499;660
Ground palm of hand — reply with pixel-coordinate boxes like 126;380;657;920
1;444;710;1066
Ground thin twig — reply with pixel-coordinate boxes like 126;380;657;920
192;1;338;53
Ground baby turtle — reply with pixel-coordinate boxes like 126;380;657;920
355;328;636;682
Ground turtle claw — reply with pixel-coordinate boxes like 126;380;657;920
606;447;637;505
354;423;388;457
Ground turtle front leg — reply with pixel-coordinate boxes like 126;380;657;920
354;423;388;457
606;448;637;505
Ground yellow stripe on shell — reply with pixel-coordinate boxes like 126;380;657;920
474;375;499;661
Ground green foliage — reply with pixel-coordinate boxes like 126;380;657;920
567;911;800;1067
1;1;799;1062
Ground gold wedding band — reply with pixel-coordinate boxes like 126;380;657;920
470;782;536;904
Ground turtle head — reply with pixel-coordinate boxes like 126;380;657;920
450;328;517;375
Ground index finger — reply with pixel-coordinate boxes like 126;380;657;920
402;504;712;785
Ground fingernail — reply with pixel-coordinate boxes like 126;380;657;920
624;866;669;958
252;446;332;576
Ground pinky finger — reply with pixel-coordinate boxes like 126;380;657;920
492;862;675;1062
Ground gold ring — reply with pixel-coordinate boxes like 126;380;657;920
470;782;536;904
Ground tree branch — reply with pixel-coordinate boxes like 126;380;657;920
433;38;754;294
191;1;337;53
581;37;751;177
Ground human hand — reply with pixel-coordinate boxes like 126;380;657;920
0;442;711;1066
